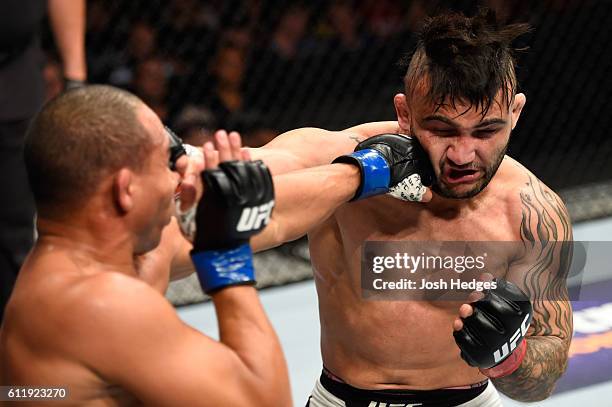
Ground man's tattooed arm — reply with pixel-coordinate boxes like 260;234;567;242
495;175;573;402
349;135;363;144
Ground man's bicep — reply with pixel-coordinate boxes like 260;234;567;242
251;127;366;174
507;177;574;339
344;121;400;137
83;281;258;406
126;326;261;406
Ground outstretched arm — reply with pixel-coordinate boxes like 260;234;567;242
164;133;362;281
252;163;359;251
169;129;433;279
249;121;400;174
167;162;360;279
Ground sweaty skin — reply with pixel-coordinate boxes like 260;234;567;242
139;91;570;399
246;91;572;400
310;156;528;389
0;106;291;406
0;105;178;404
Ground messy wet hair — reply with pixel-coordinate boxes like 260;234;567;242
403;8;531;115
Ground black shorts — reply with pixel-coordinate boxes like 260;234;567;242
306;369;489;407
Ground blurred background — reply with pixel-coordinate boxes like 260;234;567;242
35;1;611;403
38;0;611;190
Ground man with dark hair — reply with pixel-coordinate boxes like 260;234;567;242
237;9;571;406
0;85;293;406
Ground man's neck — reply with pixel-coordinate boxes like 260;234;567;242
35;216;137;277
425;187;493;217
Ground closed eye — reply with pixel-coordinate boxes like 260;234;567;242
473;128;501;138
431;129;458;137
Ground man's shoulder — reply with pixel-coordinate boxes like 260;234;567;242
497;156;564;207
497;156;571;240
13;268;169;354
62;271;171;327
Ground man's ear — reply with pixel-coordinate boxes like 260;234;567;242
511;93;526;130
114;168;134;214
394;93;411;132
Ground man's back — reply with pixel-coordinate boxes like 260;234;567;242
1;244;143;405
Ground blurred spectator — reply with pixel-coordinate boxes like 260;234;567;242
200;42;250;128
306;1;371;99
361;0;407;38
404;0;442;31
544;0;583;12
159;0;220;64
173;105;217;146
485;0;530;22
222;25;253;51
269;4;313;60
326;0;366;51
128;21;158;64
85;0;118;82
43;57;64;102
227;111;279;148
247;4;315;118
131;56;169;122
163;0;219;33
108;20;157;87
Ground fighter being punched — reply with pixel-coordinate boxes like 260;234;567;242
168;10;572;407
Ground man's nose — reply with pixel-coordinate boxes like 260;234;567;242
174;155;189;177
446;140;476;166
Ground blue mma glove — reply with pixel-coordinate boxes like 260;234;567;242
190;160;274;294
333;133;435;201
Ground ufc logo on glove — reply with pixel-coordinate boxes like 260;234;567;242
493;312;531;363
236;201;274;232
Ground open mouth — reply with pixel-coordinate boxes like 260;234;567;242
444;168;481;184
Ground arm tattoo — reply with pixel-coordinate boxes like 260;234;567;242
349;135;363;144
493;176;573;402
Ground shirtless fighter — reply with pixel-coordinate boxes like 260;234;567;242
0;85;291;406
241;10;573;406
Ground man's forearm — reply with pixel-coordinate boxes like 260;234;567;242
251;163;360;251
167;163;360;275
48;0;87;81
492;335;569;402
212;287;291;405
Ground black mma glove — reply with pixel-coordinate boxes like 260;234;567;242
190;160;274;294
333;133;435;201
453;279;533;378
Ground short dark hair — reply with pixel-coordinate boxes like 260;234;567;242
24;85;154;216
403;9;531;115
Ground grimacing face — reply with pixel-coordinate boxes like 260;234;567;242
394;89;526;199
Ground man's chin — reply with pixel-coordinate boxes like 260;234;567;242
432;181;487;199
134;223;168;256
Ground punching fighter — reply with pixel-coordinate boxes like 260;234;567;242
0;85;291;406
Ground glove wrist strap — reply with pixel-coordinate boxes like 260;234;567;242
191;243;256;294
480;339;528;379
333;149;390;200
